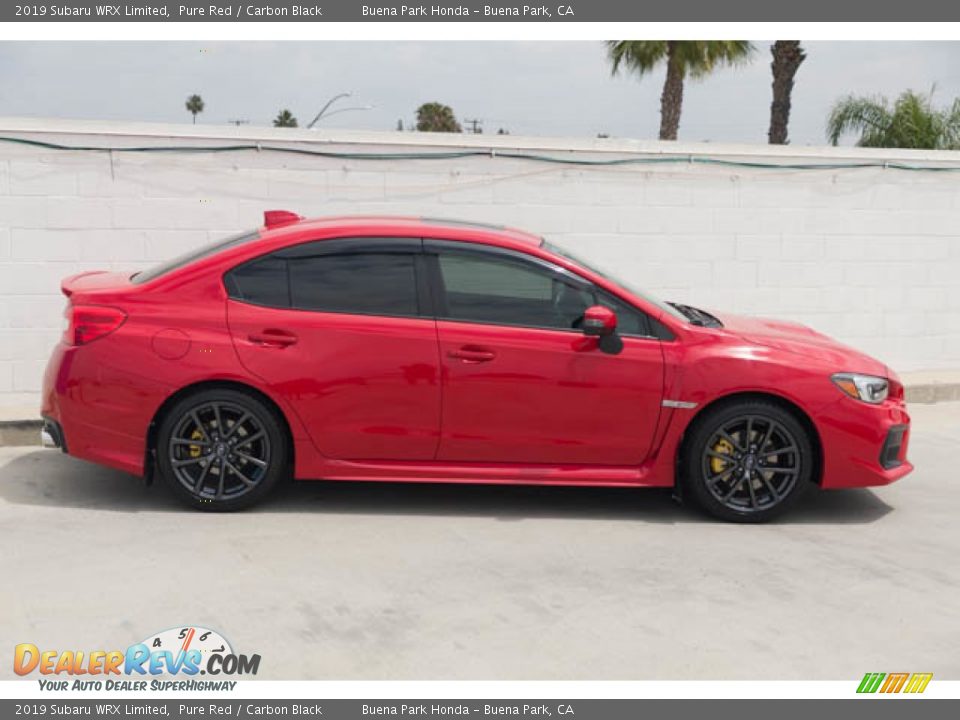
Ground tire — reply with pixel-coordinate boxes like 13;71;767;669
156;388;289;511
680;400;813;522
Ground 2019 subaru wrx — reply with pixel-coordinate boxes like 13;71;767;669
41;212;912;521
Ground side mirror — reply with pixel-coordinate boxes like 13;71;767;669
581;305;617;337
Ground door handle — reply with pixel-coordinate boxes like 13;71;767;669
248;329;298;348
448;346;496;363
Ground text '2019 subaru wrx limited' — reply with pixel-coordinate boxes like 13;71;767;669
41;212;911;521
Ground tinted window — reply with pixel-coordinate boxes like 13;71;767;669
134;230;259;284
596;293;651;337
290;253;418;316
543;240;688;324
437;251;593;330
226;256;289;307
437;250;652;335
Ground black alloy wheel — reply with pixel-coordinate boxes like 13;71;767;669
157;388;288;511
682;400;813;522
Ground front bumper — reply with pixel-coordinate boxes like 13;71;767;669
880;424;908;470
817;397;912;489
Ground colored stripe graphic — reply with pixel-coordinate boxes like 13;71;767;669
857;672;932;694
857;673;886;693
904;673;933;694
880;673;910;693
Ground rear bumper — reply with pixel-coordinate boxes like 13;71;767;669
41;417;67;451
41;341;149;476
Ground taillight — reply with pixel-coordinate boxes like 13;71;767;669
63;305;127;346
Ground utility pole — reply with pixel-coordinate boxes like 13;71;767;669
463;118;483;134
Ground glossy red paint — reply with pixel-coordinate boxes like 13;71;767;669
582;305;618;336
41;215;912;493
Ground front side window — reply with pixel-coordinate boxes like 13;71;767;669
543;240;688;324
437;251;589;330
435;249;651;335
226;246;419;318
595;293;651;337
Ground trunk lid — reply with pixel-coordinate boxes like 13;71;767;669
61;271;134;299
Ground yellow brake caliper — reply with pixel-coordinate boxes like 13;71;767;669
710;437;735;474
188;429;204;459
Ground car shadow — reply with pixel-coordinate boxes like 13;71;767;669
0;450;894;525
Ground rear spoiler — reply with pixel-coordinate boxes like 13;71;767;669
60;271;110;298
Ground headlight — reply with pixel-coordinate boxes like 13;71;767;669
831;373;889;404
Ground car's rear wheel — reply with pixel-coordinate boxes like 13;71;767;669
156;388;288;511
681;400;813;522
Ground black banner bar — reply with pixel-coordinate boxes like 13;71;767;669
5;0;960;22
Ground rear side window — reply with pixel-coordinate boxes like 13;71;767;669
226;249;420;318
289;253;418;316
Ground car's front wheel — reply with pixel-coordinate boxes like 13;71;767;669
156;388;289;511
681;400;814;522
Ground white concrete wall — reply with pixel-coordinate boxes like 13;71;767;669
1;116;959;412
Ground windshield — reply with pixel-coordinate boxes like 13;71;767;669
132;230;260;284
543;240;689;323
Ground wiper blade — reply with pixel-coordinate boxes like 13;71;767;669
668;302;723;328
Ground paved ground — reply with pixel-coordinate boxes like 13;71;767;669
2;402;959;681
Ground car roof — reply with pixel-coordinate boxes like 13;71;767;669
261;214;544;250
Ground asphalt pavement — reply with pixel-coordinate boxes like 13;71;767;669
2;402;958;680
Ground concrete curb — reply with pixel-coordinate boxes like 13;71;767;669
904;382;960;405
2;382;957;448
0;420;42;448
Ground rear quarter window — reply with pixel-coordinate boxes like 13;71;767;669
225;256;290;307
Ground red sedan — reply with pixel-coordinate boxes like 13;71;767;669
41;212;912;521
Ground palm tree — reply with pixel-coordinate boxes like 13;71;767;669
185;94;204;124
415;102;461;133
606;41;754;140
768;41;806;144
827;89;960;149
273;109;298;128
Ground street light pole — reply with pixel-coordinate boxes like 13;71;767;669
307;93;352;129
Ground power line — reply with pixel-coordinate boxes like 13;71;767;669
1;134;958;173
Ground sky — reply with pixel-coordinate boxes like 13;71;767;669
1;41;960;146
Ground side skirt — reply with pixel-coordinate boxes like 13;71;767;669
298;459;672;487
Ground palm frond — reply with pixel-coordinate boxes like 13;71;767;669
828;89;960;149
826;95;892;146
685;41;756;79
605;41;668;77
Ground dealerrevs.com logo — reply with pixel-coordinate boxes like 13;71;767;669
14;626;260;692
